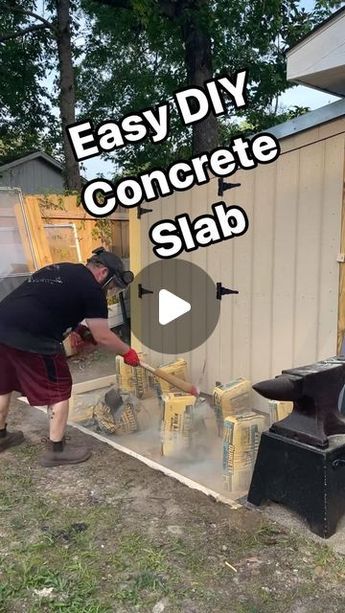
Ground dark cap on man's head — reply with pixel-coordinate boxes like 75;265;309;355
88;247;134;289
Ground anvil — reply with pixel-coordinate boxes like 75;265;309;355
253;356;345;448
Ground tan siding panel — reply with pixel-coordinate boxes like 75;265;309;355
318;117;345;141
230;168;255;379
130;119;345;392
250;162;276;382
277;120;345;156
144;193;165;365
201;178;222;390
188;181;210;388
218;181;237;384
293;142;324;364
271;152;299;375
279;126;320;154
318;135;344;356
129;208;142;352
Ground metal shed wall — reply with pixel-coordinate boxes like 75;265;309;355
130;115;345;392
0;159;64;193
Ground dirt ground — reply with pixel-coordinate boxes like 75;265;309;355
2;349;345;612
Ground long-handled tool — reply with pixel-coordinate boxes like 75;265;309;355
140;360;199;397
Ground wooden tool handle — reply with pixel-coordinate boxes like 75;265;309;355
140;361;156;374
140;361;198;396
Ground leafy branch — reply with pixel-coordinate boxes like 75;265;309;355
0;5;55;43
3;6;54;28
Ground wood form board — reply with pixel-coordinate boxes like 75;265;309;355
71;375;117;395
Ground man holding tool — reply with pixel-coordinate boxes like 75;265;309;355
0;247;140;467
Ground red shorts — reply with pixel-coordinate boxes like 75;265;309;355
0;343;72;406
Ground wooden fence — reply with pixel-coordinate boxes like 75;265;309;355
21;194;128;269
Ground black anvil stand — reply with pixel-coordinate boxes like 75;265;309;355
247;357;345;538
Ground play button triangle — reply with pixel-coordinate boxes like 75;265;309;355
159;289;191;326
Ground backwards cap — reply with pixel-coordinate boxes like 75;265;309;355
88;247;134;289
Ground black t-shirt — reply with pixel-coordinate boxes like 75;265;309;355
0;263;108;354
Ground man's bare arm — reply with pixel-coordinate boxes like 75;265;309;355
85;318;129;355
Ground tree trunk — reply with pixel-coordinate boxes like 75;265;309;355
94;0;219;155
180;2;218;154
55;0;81;191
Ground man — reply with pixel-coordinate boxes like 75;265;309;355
0;247;140;467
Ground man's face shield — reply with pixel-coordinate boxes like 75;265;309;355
103;279;121;298
90;247;134;294
102;270;134;294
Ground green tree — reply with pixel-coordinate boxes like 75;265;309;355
0;1;54;160
80;0;343;173
0;0;81;190
0;0;342;185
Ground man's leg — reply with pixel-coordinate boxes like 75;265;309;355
40;398;91;467
0;392;11;429
48;399;69;442
0;392;24;452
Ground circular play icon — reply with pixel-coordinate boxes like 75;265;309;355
130;259;220;354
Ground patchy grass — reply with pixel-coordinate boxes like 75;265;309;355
2;429;345;612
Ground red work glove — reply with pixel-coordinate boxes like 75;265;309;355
122;348;140;367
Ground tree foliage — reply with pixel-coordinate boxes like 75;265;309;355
0;0;83;188
0;0;343;174
79;0;344;173
0;0;56;161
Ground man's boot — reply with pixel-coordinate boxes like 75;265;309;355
0;424;24;452
40;438;91;467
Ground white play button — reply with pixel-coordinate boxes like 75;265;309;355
132;260;221;353
159;289;191;326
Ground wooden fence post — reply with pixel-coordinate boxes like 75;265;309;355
23;196;53;268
